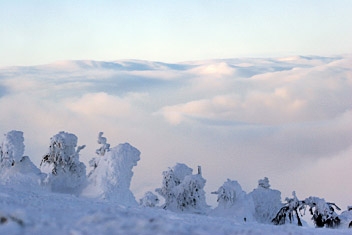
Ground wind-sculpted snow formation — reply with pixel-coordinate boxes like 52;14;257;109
82;132;140;206
82;143;140;205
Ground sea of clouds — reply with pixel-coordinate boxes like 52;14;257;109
0;55;351;208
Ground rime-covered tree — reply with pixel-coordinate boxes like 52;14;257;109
156;164;208;214
212;179;245;207
273;194;342;228
88;132;110;175
302;196;341;228
140;191;159;207
40;131;86;194
339;206;352;228
0;130;25;167
156;163;193;210
0;130;43;187
95;132;110;156
211;179;255;222
82;142;140;206
272;191;303;226
249;177;283;223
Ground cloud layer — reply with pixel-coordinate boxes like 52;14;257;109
0;56;351;207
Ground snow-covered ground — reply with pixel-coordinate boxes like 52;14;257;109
0;183;350;235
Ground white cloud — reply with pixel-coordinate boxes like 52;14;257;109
66;92;131;118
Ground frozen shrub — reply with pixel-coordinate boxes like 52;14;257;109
83;142;140;206
273;195;341;228
272;191;303;226
249;177;282;224
140;191;159;207
302;196;340;228
40;131;86;194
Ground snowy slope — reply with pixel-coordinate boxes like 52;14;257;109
1;184;351;235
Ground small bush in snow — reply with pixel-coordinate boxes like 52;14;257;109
140;191;159;207
40;131;86;194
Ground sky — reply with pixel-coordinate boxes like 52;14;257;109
1;0;352;67
0;1;351;210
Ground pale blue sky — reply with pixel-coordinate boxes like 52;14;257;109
1;0;352;66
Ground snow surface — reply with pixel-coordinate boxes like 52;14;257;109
1;183;351;235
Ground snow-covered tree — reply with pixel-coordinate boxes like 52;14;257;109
301;196;341;228
332;206;352;228
82;142;140;206
249;177;283;224
0;131;44;188
140;191;159;207
211;179;255;222
0;130;25;167
156;164;208;214
40;131;86;194
88;132;110;175
212;179;244;207
156;163;193;209
272;191;303;226
95;132;110;156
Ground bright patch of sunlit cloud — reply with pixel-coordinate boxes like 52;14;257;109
66;92;131;118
